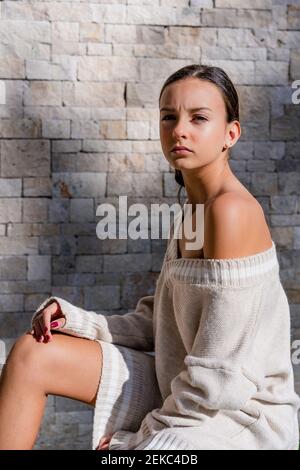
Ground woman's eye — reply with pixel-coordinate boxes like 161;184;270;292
161;115;207;121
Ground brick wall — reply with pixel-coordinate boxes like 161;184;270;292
0;0;299;449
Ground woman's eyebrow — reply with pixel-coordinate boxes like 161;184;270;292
160;107;212;112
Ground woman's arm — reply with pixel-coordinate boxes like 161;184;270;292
31;294;155;352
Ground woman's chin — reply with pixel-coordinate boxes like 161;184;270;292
173;159;196;170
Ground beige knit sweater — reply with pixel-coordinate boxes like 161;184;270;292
31;202;300;450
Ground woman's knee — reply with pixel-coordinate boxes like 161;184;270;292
6;333;103;405
6;332;59;378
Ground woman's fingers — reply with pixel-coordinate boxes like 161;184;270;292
96;434;113;450
31;301;65;343
34;314;44;342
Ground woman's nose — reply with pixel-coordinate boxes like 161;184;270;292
172;120;189;138
172;127;187;138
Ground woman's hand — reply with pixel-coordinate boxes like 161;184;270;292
96;434;113;451
30;300;66;343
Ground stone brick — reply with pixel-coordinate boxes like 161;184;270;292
52;256;76;275
270;227;294;249
206;60;255;84
24;81;62;107
238;86;270;122
287;5;300;30
62;82;124;107
202;46;266;61
190;0;213;5
0;280;50;295
23;178;52;197
52;22;79;43
0;119;41;139
291;50;300;81
0;57;25;79
55;411;93;425
75;236;102;255
122;272;157;309
202;9;272;29
271;111;300;140
0;179;22;197
270;86;294;119
127;120;150;140
254;142;285;160
1;140;50;177
0;294;23;312
0;313;33;337
23;199;48;223
246;160;276;172
52;140;82;154
78;56;137;81
270;196;298;214
52;153;108;173
270;215;300;226
230;142;254;160
70;199;95;223
286;143;300;159
139;58;193;82
0;237;39;255
42;120;71;139
49;199;70;223
2;2;93;22
294;227;300;250
28;255;51;281
103;253;152;273
80;22;103;42
26;56;77;81
53;173;106;199
25;293;50;312
251;173;278;196
0;81;6;105
215;0;272;8
55;396;91;413
164;173;178;197
106;24;137;43
217;28;253;48
6;223;59;238
76;255;103;273
255;61;289;85
84;285;120;310
0;256;27;280
91;4;126;23
0;198;22;223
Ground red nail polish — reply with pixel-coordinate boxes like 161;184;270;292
51;321;59;328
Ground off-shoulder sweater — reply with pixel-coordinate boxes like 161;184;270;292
31;200;300;450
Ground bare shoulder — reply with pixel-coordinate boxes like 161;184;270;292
203;191;273;260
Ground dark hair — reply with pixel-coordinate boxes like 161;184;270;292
158;64;240;205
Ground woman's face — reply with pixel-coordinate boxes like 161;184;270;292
159;77;232;171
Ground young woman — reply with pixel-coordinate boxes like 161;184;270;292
0;65;299;450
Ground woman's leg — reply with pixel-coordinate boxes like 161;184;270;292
0;331;103;450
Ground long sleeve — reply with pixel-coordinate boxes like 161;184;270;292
157;283;265;418
31;294;155;351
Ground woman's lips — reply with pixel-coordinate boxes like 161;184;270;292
171;148;192;154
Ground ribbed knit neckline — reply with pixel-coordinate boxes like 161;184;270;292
164;198;280;287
